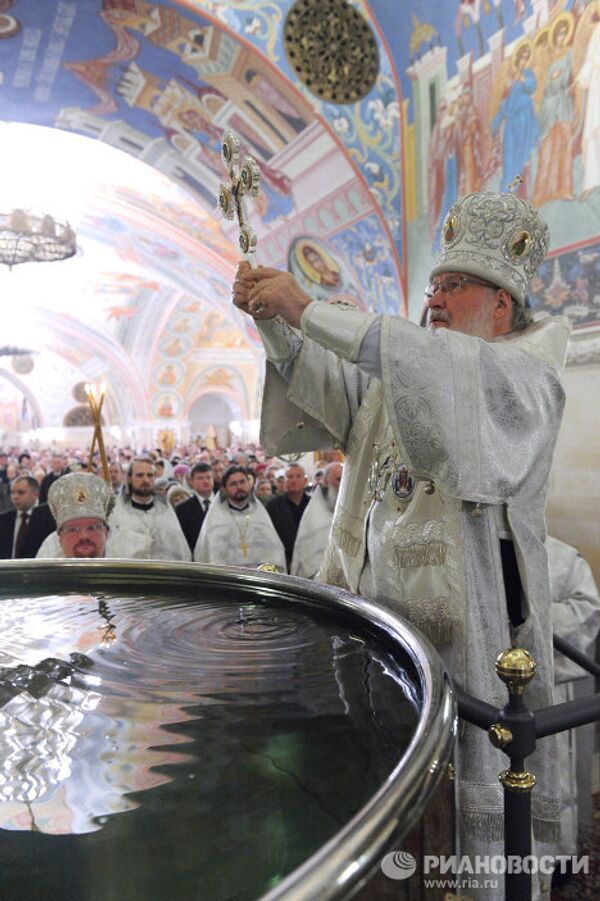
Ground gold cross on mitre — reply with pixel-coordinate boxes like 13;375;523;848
219;132;261;268
507;174;524;194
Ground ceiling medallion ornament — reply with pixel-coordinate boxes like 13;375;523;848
284;0;379;104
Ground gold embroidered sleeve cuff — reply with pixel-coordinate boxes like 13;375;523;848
257;316;303;362
300;301;379;362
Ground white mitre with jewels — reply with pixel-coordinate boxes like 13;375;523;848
48;472;114;529
431;191;550;305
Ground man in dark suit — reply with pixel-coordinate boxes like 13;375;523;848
39;453;67;503
0;450;9;484
266;463;310;571
175;462;214;554
0;475;56;559
0;451;11;514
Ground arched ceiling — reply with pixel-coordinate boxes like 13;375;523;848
1;0;597;439
0;0;409;436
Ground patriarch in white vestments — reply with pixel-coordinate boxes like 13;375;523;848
233;190;571;899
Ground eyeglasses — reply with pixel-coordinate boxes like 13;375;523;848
424;274;498;299
60;523;107;536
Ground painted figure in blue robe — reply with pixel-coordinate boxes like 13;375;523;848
434;103;458;250
492;41;540;192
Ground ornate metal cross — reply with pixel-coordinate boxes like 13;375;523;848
219;132;261;268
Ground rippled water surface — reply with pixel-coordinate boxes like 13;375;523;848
0;591;420;900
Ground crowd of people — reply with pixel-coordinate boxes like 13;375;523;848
0;442;342;573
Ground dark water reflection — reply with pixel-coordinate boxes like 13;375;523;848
0;593;420;900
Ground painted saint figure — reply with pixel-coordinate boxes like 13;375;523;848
288;237;360;305
434;102;459;249
533;14;576;206
576;7;600;199
428;99;448;243
492;40;540;193
456;87;483;196
300;244;341;288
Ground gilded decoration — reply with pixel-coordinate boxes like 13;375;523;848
409;14;438;57
201;368;235;388
392;520;447;569
284;0;379;104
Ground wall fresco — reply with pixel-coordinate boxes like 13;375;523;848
0;1;598;439
531;239;600;327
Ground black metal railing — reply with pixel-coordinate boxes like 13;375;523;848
455;635;600;901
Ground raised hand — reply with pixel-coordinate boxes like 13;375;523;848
232;261;266;318
246;266;312;328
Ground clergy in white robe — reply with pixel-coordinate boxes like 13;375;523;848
37;472;131;560
38;470;174;560
194;465;285;570
109;493;190;562
547;535;600;856
233;191;571;898
107;457;190;562
291;463;342;579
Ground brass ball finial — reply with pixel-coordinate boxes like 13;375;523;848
489;724;513;749
495;648;536;695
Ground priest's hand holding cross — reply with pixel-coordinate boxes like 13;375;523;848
233;264;312;329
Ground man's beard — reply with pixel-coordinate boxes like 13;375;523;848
427;303;495;339
132;485;154;499
427;309;451;329
323;484;338;512
230;489;249;506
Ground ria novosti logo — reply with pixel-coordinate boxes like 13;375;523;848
380;851;417;880
381;852;589;880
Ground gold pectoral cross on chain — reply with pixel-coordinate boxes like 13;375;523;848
219;132;261;269
230;510;251;559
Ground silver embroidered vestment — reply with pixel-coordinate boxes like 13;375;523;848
257;304;570;892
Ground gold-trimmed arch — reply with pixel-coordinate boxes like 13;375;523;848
184;366;250;420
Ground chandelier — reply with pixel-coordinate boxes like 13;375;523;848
0;209;76;268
